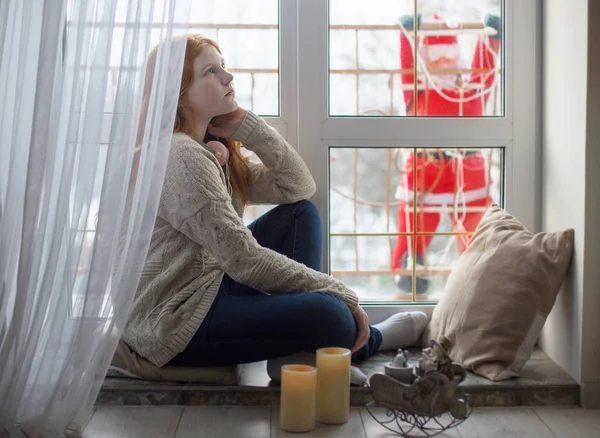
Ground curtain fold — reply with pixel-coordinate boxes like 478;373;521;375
0;1;191;436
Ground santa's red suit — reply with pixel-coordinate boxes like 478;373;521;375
391;14;501;294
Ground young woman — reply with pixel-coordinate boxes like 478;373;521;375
122;34;428;382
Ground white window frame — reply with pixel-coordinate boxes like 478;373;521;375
99;1;539;321
276;0;540;321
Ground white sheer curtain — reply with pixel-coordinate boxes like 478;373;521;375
0;0;191;436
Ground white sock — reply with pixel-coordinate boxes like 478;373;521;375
373;311;428;351
266;352;368;386
350;366;368;385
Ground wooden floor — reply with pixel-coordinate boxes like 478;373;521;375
81;406;600;437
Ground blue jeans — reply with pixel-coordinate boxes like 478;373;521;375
168;200;382;367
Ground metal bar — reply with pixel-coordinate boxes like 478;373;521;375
412;0;418;302
331;67;499;75
100;66;500;77
228;68;278;74
331;186;494;211
329;22;491;31
83;21;492;31
331;232;474;237
386;148;393;262
109;23;280;29
250;72;255;110
353;148;359;271
388;73;394;114
332;268;452;276
359;295;439;303
404;28;497;37
88;21;493;34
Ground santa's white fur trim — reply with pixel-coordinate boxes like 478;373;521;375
395;185;491;204
420;44;460;61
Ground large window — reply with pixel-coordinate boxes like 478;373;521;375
326;0;507;303
295;0;538;311
329;0;504;118
329;146;503;302
97;0;538;313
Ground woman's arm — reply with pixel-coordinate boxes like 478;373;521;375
159;135;359;311
231;111;317;205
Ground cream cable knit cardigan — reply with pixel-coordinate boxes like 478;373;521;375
123;111;359;367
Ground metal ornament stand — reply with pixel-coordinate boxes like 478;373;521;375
365;338;473;437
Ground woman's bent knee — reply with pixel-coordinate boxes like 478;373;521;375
308;292;356;350
270;200;319;221
295;199;317;211
295;199;320;219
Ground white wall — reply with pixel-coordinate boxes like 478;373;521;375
581;0;600;408
540;0;600;408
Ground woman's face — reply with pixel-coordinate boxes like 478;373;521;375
186;45;238;120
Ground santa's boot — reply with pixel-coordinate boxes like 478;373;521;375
395;253;429;295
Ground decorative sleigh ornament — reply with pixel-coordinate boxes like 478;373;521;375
365;337;473;437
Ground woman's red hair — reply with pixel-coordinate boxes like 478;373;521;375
172;34;252;204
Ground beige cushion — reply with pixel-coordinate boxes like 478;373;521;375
107;339;239;385
428;205;574;381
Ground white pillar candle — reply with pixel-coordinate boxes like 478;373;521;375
279;364;317;433
315;347;351;424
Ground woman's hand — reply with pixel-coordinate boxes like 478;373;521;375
351;304;370;353
208;107;248;139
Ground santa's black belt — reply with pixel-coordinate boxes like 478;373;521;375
415;150;480;160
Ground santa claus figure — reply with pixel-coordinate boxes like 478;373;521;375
391;13;501;294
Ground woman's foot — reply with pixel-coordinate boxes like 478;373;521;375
266;352;368;385
373;311;428;351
